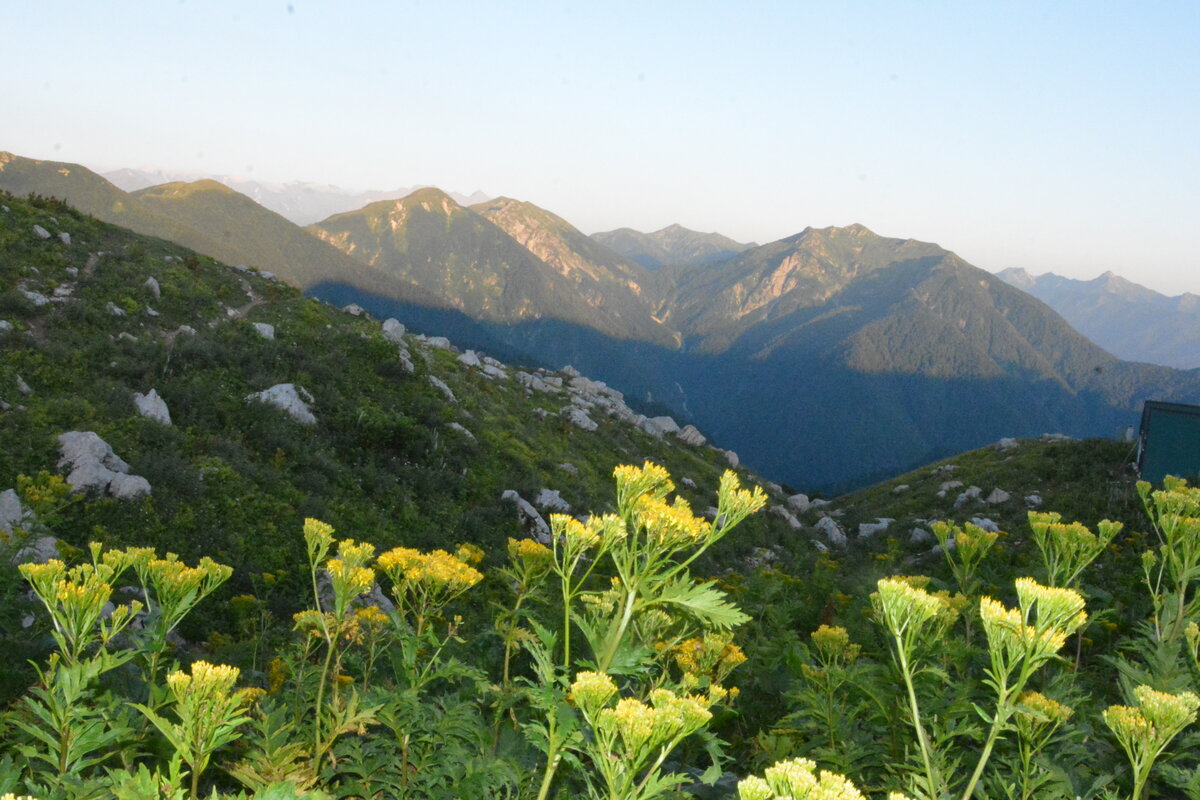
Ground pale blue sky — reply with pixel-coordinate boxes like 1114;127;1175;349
8;1;1200;293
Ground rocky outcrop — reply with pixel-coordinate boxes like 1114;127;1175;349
769;505;803;530
133;389;172;425
145;277;161;299
786;493;811;513
57;431;151;498
252;322;275;340
953;486;982;508
985;488;1011;504
535;489;571;513
676;425;706;446
996;437;1019;452
561;406;598;432
501;490;551;544
858;518;894;539
0;489;33;534
447;422;475;440
815;516;846;547
32;224;50;240
382;318;406;343
246;384;316;425
428;376;457;403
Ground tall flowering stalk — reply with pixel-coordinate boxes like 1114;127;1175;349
531;464;765;800
1027;511;1121;589
1104;685;1199;800
1137;478;1200;646
136;661;255;799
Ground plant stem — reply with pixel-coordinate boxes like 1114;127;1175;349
312;634;336;770
894;638;940;800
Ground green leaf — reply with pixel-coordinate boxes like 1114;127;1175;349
644;578;749;630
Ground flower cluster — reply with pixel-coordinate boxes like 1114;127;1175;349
979;578;1086;668
635;495;714;550
1027;511;1121;587
737;758;866;800
810;624;861;666
672;633;748;684
595;690;713;763
715;470;768;532
614;461;675;514
19;556;142;662
872;576;960;647
1105;685;1200;754
378;545;483;624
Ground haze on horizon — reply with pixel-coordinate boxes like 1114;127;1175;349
7;0;1200;295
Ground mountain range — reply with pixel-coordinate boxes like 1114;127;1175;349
998;268;1200;369
5;149;1199;491
103;166;490;226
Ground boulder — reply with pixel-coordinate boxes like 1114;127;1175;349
16;375;32;397
969;517;1001;533
648;416;680;435
985;488;1011;504
424;336;452;350
786;493;811;513
910;527;934;545
381;318;406;343
481;364;508;380
13;535;60;565
815;516;847;547
936;480;963;498
457;350;482;368
109;473;152;500
1025;494;1043;508
501;490;551;544
245;384;317;425
893;484;910;494
428;376;457;403
770;505;803;530
934;464;959;475
144;277;161;299
175;325;197;337
723;450;739;468
105;301;126;317
252;322;275;340
676;424;706;447
133;389;172;425
0;320;12;334
680;477;697;489
517;371;555;392
0;489;34;534
56;431;150;499
21;289;49;306
558;462;579;475
561;406;598;432
561;365;580;377
746;547;778;569
57;231;71;246
858;518;894;539
996;437;1019;452
33;224;51;240
535;489;571;513
342;304;365;316
953;486;982;509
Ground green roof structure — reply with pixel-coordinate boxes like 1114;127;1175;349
1138;400;1200;484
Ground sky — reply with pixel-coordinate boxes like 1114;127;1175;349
7;1;1200;294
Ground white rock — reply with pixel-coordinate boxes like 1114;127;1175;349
58;431;130;475
770;505;803;530
105;301;126;317
133;389;172;425
561;406;598;432
969;517;1002;533
501;490;551;544
558;462;578;475
428;376;457;403
16;375;32;397
517;371;554;392
175;325;196;337
398;352;414;373
381;318;406;343
532;408;551;419
938;480;964;495
481;364;508;380
676;424;706;446
648;416;679;435
482;356;504;368
953;486;982;509
815;516;847;547
910;527;934;544
342;304;365;316
252;322;275;340
810;498;831;509
425;336;452;350
893;484;910;494
117;332;138;343
985;488;1011;504
246;384;317;425
542;375;563;388
561;365;580;377
858;518;894;539
259;271;276;281
680;477;697;489
786;493;811;513
723;450;739;468
58;231;71;246
109;473;152;500
457;350;482;368
0;320;12;333
535;489;571;513
447;422;475;440
996;437;1019;451
144;277;161;299
934;464;959;475
13;535;60;565
21;289;49;306
32;225;51;240
0;489;34;534
1025;494;1043;508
